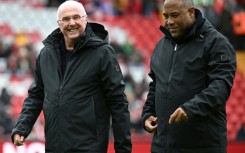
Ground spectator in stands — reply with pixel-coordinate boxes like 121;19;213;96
46;0;65;7
112;0;128;16
232;0;245;50
0;111;14;137
11;1;132;153
0;88;10;106
142;0;154;16
0;38;11;58
141;0;236;153
216;0;236;49
0;88;13;139
236;123;245;141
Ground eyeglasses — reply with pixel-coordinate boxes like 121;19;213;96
57;14;87;23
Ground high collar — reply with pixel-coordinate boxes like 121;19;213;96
43;22;109;49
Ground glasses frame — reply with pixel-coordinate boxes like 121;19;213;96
57;14;87;23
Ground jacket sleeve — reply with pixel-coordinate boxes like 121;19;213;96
141;70;156;129
100;45;132;153
11;54;44;141
181;37;237;118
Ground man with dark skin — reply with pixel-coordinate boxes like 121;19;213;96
142;0;236;153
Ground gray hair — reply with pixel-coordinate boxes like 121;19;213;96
56;0;86;20
182;0;194;7
163;0;194;8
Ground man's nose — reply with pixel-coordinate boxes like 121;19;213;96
167;17;174;25
68;18;76;24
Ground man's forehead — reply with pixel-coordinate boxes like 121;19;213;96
59;6;83;17
163;6;183;14
163;0;184;8
60;4;81;12
162;1;186;13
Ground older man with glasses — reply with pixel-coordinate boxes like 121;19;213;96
11;0;132;153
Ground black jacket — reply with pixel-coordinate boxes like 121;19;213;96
142;10;236;153
12;23;132;153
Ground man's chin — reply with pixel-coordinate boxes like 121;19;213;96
171;32;182;39
68;34;80;40
171;33;178;38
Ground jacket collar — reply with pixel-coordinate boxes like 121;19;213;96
43;22;109;49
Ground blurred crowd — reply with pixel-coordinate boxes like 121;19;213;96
196;0;245;50
1;0;245;50
0;36;36;139
0;0;164;16
1;0;245;142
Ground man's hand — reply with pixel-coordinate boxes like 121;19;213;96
169;107;188;124
145;116;158;133
13;134;25;146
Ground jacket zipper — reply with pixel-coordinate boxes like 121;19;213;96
174;44;178;51
166;44;177;152
53;43;63;153
167;44;177;97
59;82;63;152
92;97;99;141
167;44;177;85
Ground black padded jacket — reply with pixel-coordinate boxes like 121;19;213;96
12;23;132;153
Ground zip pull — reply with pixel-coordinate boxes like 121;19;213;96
174;44;178;51
59;85;63;94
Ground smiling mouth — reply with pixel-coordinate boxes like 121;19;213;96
169;28;177;32
68;28;78;32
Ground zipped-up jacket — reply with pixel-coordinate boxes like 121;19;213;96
12;23;132;153
142;9;236;153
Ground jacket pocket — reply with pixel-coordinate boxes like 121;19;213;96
59;96;98;150
61;96;98;139
170;116;209;148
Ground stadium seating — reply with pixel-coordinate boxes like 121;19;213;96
227;70;245;141
105;14;163;66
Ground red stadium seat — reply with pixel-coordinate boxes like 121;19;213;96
0;23;13;36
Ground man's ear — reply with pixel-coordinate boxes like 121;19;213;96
57;21;61;26
188;7;195;18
